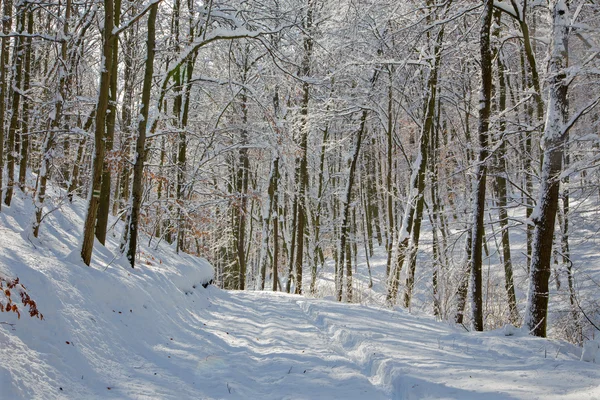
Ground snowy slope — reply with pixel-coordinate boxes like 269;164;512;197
2;189;600;399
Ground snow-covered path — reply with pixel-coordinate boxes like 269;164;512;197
199;290;387;399
4;275;600;399
295;297;600;400
198;289;600;399
3;191;600;399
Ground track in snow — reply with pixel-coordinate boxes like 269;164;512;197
199;290;387;399
203;290;600;400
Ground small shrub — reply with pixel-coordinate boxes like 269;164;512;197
0;276;43;320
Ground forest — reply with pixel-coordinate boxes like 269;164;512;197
0;0;599;345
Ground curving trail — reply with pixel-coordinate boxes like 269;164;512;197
200;289;600;399
2;191;600;400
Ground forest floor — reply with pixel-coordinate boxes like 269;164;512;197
2;187;600;399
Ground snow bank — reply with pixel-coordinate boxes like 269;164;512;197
581;340;599;362
0;187;214;399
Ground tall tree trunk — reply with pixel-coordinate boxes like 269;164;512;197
429;125;442;316
467;0;494;332
33;0;70;238
4;2;24;207
561;153;576;309
492;11;518;324
403;23;445;309
272;185;279;292
0;0;11;212
175;58;194;254
385;68;395;279
260;155;279;290
454;60;475;324
311;123;328;293
517;5;544;272
81;0;115;265
293;1;314;295
286;197;297;293
336;108;368;302
235;88;249;289
174;0;195;254
18;8;32;190
311;82;333;293
117;26;136;217
96;0;121;244
125;1;158;268
525;0;570;337
387;19;445;306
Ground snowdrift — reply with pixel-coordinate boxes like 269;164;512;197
0;189;213;399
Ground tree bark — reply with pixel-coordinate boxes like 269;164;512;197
385;68;395;279
468;0;494;332
336;108;368;301
125;1;158;268
0;0;11;211
96;0;122;245
34;0;70;238
18;8;33;190
492;10;518;324
525;0;569;337
4;3;24;207
81;0;115;265
403;23;445;309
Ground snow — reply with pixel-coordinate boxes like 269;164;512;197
493;1;519;19
581;340;600;363
2;187;600;399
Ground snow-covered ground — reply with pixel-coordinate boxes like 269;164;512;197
2;188;600;399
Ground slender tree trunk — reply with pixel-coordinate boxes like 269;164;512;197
96;0;121;244
175;0;195;254
170;0;185;252
387;20;444;306
455;228;472;324
311;82;333;293
81;0;115;265
525;0;569;337
272;193;279;292
0;14;8;199
385;69;395;279
175;56;194;253
5;3;24;207
260;155;279;290
336;108;368;302
311;123;328;293
34;0;72;238
125;1;158;268
429;136;441;316
467;0;494;332
403;23;445;309
235;89;249;289
116;23;136;217
294;153;307;295
517;6;545;272
492;12;518;323
561;154;575;308
291;0;315;296
18;8;32;190
286;197;297;293
0;0;11;211
454;61;475;324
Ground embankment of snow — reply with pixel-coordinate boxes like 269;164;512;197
0;188;213;399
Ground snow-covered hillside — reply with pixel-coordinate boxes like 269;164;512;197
2;190;600;399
